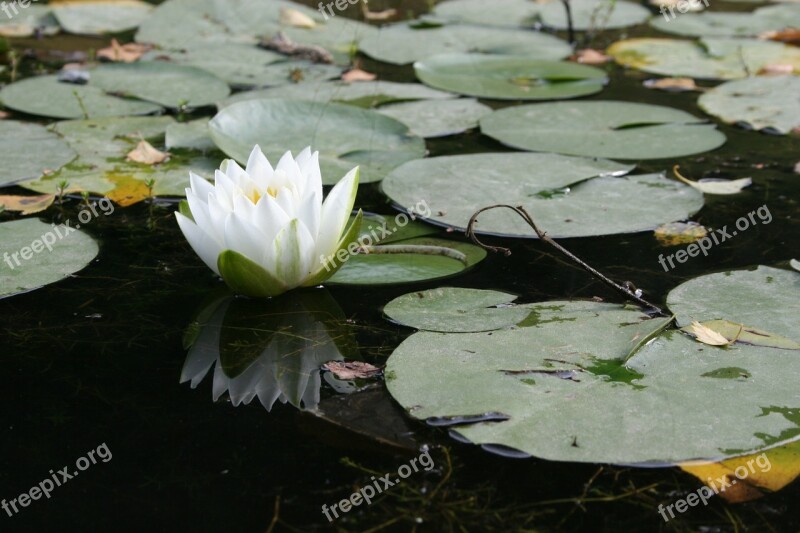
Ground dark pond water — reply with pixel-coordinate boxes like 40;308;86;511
1;0;799;531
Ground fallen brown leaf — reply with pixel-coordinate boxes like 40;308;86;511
757;64;795;75
97;39;152;63
279;7;316;29
342;68;377;82
654;221;708;246
572;48;611;65
126;140;170;165
323;361;382;380
643;77;701;92
759;28;800;46
361;2;397;21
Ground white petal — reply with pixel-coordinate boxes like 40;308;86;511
274;185;299;218
297;188;321;240
213;169;238;209
186;189;223;243
219;158;250;186
298;149;322;204
276;150;305;191
189;171;214;199
176;212;224;276
245;145;274;190
318;166;359;258
273;219;316;287
224;214;271;268
254;193;292;243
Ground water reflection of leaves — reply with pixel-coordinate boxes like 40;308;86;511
180;289;358;412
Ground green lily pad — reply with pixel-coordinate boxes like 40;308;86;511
135;0;376;65
208;99;426;185
328;237;487;286
608;37;800;79
377;98;491;138
382;154;705;238
358;22;572;65
667;266;798;339
384;287;532;332
90;62;230;109
358;213;440;245
0;218;99;299
0;121;77;187
698;76;800;134
431;0;545;27
480;101;726;159
415;54;607;100
165;119;217;151
219;81;455;109
649;4;800;37
432;0;650;30
0;75;162;119
386;267;800;463
537;0;652;30
51;0;154;35
18;116;217;198
0;5;59;38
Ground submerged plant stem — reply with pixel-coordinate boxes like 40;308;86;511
465;204;667;316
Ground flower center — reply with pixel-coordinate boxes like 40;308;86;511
246;186;279;204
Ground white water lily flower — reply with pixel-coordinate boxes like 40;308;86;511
175;146;361;298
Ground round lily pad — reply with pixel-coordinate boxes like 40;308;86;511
649;4;800;37
377;98;491;138
328;237;487;286
414;54;607;100
135;0;376;65
19;116;217;200
0;75;162;119
384;287;532;332
90;62;230;109
208;99;426;185
0;218;99;299
536;0;651;30
608;37;800;79
699;76;800;134
432;0;650;30
0;121;76;187
386;267;800;463
358;22;572;65
219;81;456;109
382;153;707;238
51;0;154;35
480;101;727;159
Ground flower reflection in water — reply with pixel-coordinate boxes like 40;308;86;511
180;289;358;411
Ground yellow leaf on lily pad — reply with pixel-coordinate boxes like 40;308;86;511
681;441;800;503
0;194;55;215
688;321;733;346
682;320;800;350
105;174;151;207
